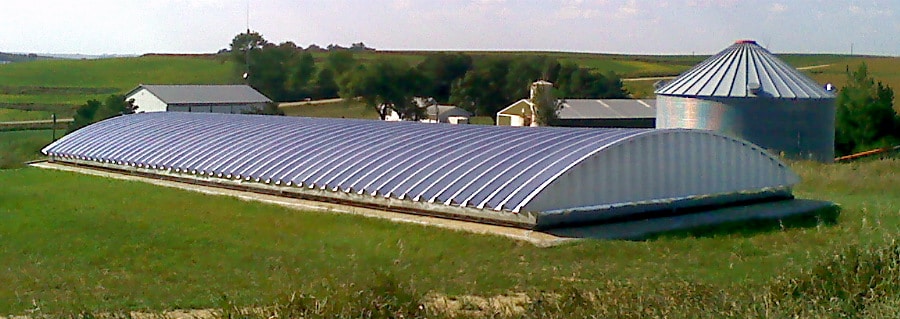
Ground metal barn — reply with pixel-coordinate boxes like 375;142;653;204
655;40;836;162
44;112;801;230
125;85;272;114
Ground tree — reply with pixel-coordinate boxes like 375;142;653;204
531;82;560;126
229;31;268;79
324;50;357;77
288;51;317;98
312;67;340;98
505;56;555;101
449;57;514;117
69;95;137;132
835;63;899;155
340;59;424;120
416;53;472;102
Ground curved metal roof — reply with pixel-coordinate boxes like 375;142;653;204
43;112;653;213
655;40;834;99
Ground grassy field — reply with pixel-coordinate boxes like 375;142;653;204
280;99;379;119
0;129;54;168
0;157;898;317
0;55;236;107
0;108;52;122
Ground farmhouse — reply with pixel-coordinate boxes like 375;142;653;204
423;104;472;124
382;97;472;124
655;40;836;162
497;81;656;128
125;84;272;114
43;112;807;234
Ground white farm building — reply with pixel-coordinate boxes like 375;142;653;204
125;85;272;114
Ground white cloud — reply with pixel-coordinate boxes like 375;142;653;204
616;0;639;17
768;3;786;13
554;5;604;20
685;0;739;8
849;3;894;16
392;0;411;10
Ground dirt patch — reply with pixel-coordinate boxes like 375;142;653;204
425;292;536;317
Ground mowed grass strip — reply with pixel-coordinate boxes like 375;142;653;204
1;158;899;315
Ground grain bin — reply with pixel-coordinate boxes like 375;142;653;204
655;40;836;162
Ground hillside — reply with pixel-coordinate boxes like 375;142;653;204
0;55;237;117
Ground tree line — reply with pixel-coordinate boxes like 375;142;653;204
228;31;628;120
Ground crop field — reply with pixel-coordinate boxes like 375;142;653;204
0;55;236;108
1;155;899;317
0;108;52;122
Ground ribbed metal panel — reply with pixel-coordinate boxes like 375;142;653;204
43;113;653;212
525;129;799;215
656;95;836;162
43;113;801;227
655;40;834;99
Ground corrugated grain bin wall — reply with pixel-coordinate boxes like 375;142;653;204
655;40;836;162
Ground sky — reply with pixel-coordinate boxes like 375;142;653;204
2;0;898;56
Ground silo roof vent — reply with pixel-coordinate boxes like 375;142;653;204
748;82;761;95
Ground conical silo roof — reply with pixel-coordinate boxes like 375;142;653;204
655;40;834;99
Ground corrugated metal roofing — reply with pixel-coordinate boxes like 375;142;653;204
427;105;472;117
42;113;800;228
558;99;656;119
655;40;834;99
44;113;653;213
130;85;272;104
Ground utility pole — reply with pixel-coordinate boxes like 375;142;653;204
51;113;57;141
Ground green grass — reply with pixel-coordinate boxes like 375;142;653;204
0;158;898;317
280;99;379;119
0;56;236;106
0;130;54;168
0;108;52;122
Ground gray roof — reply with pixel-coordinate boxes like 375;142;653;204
655;40;834;99
557;99;656;119
426;104;472;117
43;112;653;214
128;85;272;104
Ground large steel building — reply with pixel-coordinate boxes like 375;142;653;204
655;40;836;162
43;112;801;231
